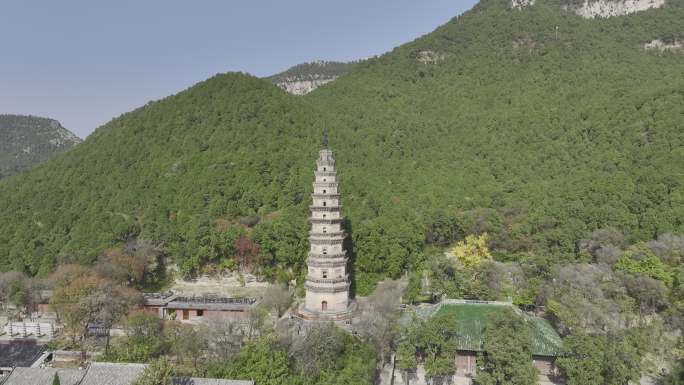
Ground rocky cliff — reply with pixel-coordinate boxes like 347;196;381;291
644;37;683;52
266;61;355;95
0;115;81;179
512;0;666;17
564;0;666;17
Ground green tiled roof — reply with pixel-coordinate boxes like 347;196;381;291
526;315;564;357
402;301;563;357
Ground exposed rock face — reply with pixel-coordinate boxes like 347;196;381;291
47;119;81;146
644;38;683;52
511;0;536;9
275;75;338;95
568;0;665;18
266;61;355;95
416;50;446;64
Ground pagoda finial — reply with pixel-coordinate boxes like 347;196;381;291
322;129;329;148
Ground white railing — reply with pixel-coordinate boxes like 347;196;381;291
3;322;56;338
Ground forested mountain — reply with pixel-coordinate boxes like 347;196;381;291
266;61;356;95
0;115;81;179
0;0;682;300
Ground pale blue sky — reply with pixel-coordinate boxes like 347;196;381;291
1;1;477;137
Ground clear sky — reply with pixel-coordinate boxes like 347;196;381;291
1;0;477;138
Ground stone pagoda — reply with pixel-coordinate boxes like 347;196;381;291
297;148;351;321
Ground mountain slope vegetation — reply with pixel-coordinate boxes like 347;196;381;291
0;0;682;300
0;115;81;179
306;0;684;290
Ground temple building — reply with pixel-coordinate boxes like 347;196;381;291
142;292;257;323
297;148;352;322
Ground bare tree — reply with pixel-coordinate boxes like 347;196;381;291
95;249;147;287
287;322;344;378
260;285;292;318
356;279;407;365
484;261;525;300
88;280;142;353
621;274;669;317
538;264;631;334
50;275;141;353
648;233;684;265
578;227;625;264
202;314;244;361
47;264;92;289
245;305;270;340
165;321;207;370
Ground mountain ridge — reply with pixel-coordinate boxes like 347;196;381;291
0;114;81;180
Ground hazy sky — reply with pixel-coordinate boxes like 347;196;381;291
1;0;477;138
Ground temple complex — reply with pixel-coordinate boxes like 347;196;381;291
297;148;352;322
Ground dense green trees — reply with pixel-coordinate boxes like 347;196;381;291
205;337;291;385
477;310;538;385
556;334;605;385
557;331;646;385
615;243;674;287
0;0;681;297
204;326;377;385
397;313;460;378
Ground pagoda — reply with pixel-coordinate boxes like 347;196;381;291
297;147;351;321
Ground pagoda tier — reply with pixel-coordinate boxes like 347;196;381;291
308;217;344;224
309;238;344;246
309;231;345;238
312;193;341;199
308;251;346;258
309;206;342;212
307;259;347;268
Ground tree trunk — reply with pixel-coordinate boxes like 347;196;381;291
105;330;111;354
80;334;87;362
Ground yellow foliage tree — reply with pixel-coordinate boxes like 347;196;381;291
451;233;492;268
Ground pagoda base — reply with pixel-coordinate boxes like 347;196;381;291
294;302;354;324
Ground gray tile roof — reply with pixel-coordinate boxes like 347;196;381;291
0;365;254;385
171;378;254;385
0;341;45;368
166;296;256;311
79;362;147;385
2;367;85;385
